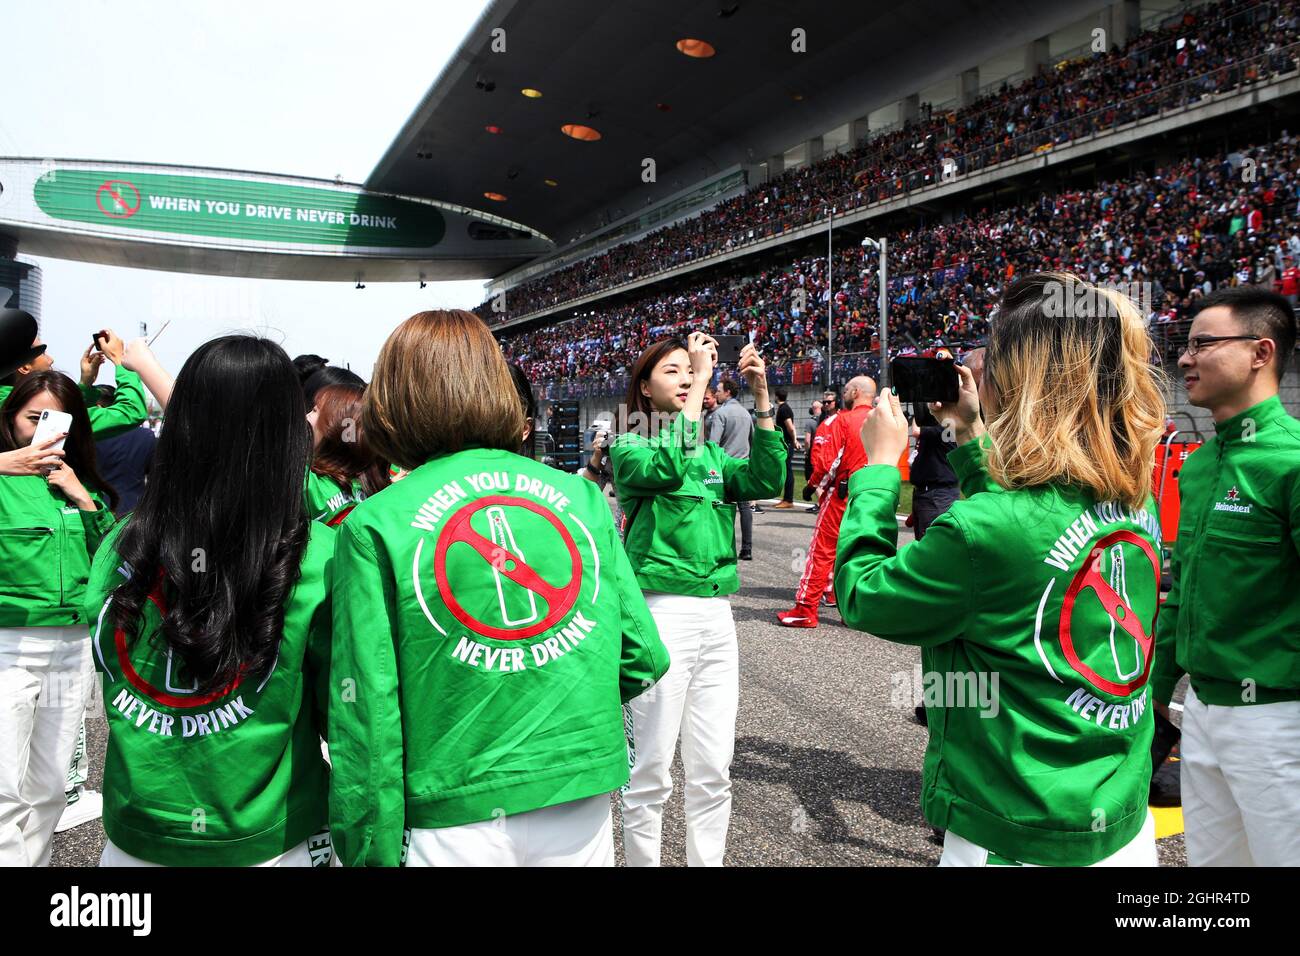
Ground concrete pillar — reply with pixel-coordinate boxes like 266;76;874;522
1023;35;1050;77
1100;0;1140;52
958;67;980;107
901;93;920;124
805;136;824;165
767;153;784;178
849;115;871;147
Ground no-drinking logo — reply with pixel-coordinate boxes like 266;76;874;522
92;584;263;739
408;471;607;672
1038;506;1163;730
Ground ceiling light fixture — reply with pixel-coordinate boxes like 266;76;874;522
676;38;716;58
561;124;602;141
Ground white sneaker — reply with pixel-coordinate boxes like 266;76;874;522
55;788;103;832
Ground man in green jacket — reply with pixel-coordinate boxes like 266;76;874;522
1153;286;1300;866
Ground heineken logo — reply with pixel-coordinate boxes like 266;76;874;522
1213;485;1253;514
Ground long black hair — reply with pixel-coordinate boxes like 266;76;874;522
110;336;312;692
0;370;119;512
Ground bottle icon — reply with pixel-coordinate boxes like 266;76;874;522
1107;543;1141;680
486;506;540;626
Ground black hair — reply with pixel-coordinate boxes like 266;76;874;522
110;336;311;693
303;365;366;407
93;384;116;408
508;363;537;459
775;388;788;402
292;353;330;385
1200;286;1297;376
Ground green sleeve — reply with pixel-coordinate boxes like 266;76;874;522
328;523;406;867
608;514;670;701
86;368;148;439
833;464;975;647
947;434;1002;497
1151;546;1185;705
79;383;99;405
720;428;788;501
609;415;702;494
79;493;118;553
304;536;334;745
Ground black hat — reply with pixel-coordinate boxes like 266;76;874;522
0;308;45;380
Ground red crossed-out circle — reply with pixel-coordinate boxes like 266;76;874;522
96;179;141;218
114;585;244;708
433;495;582;641
1058;529;1159;697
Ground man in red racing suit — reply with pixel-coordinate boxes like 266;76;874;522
777;375;876;628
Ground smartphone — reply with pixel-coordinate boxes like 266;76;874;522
31;409;73;452
91;330;107;352
714;334;746;364
890;357;959;405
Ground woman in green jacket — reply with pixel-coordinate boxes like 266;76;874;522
835;273;1168;866
84;336;334;867
304;383;390;525
0;372;117;866
330;309;668;867
609;332;786;867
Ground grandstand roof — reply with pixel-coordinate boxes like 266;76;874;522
367;0;1108;246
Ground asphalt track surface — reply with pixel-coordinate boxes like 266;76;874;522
52;497;1187;867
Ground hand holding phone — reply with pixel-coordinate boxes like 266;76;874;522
713;334;746;365
31;410;73;453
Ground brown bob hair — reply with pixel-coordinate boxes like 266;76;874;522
364;309;524;469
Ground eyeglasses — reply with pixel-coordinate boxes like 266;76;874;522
1180;334;1261;357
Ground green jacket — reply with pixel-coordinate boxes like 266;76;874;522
0;367;148;439
0;475;116;628
834;437;1161;866
84;520;335;867
304;469;363;526
609;414;787;596
1153;396;1300;706
329;447;669;867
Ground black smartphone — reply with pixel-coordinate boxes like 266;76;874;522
92;331;107;352
890;356;959;405
713;334;746;365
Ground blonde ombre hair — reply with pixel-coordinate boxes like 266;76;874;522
364;309;524;469
983;273;1166;510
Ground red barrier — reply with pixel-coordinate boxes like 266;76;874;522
1152;441;1203;543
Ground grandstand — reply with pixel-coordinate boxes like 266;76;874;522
373;0;1300;446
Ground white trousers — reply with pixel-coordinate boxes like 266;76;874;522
0;626;92;867
940;810;1157;867
621;592;739;867
1181;684;1300;866
406;793;614;867
101;831;333;867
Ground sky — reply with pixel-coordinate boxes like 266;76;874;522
5;0;493;389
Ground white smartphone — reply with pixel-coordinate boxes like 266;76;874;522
31;409;72;452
